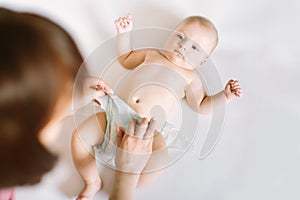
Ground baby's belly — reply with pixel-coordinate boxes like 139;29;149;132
114;63;188;127
117;84;179;127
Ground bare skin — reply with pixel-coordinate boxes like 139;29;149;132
72;14;243;200
72;112;166;200
115;14;242;114
110;117;164;200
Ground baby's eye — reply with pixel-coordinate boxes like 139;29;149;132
177;34;183;40
192;45;199;51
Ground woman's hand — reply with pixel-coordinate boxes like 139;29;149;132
83;77;113;103
115;117;156;173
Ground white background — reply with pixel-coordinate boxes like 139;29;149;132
0;0;300;199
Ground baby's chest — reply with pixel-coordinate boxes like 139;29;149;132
143;51;196;83
132;63;191;86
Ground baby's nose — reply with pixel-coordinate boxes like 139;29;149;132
179;43;187;51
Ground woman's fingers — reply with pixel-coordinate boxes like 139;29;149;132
117;127;125;147
126;118;136;137
130;117;157;138
144;118;157;138
97;80;113;94
134;118;148;138
88;78;113;94
119;117;156;143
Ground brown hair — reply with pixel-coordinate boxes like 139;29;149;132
0;7;85;187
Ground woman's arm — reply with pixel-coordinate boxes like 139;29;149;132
109;118;156;200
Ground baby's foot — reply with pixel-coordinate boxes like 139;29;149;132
76;179;102;200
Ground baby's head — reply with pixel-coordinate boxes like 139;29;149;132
178;16;218;54
164;16;218;69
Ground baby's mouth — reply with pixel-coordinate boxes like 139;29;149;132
174;50;184;59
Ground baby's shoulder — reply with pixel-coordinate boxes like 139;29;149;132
143;49;166;64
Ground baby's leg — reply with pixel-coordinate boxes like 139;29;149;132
137;132;168;187
71;112;106;200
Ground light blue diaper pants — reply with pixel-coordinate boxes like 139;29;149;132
93;95;179;168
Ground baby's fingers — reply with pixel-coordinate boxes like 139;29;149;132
231;80;240;87
225;82;232;93
114;17;122;25
227;79;235;86
127;13;132;20
234;89;243;98
123;17;131;27
115;18;126;28
231;85;241;92
121;18;127;26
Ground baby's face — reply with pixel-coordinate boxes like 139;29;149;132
164;22;216;69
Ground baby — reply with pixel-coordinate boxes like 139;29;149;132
72;14;242;200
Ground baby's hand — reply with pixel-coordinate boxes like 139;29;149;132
114;13;133;34
224;79;243;101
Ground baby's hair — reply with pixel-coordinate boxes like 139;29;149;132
182;16;215;27
180;16;219;51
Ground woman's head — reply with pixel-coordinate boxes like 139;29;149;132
0;7;84;187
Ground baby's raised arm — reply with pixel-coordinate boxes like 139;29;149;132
115;14;148;69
